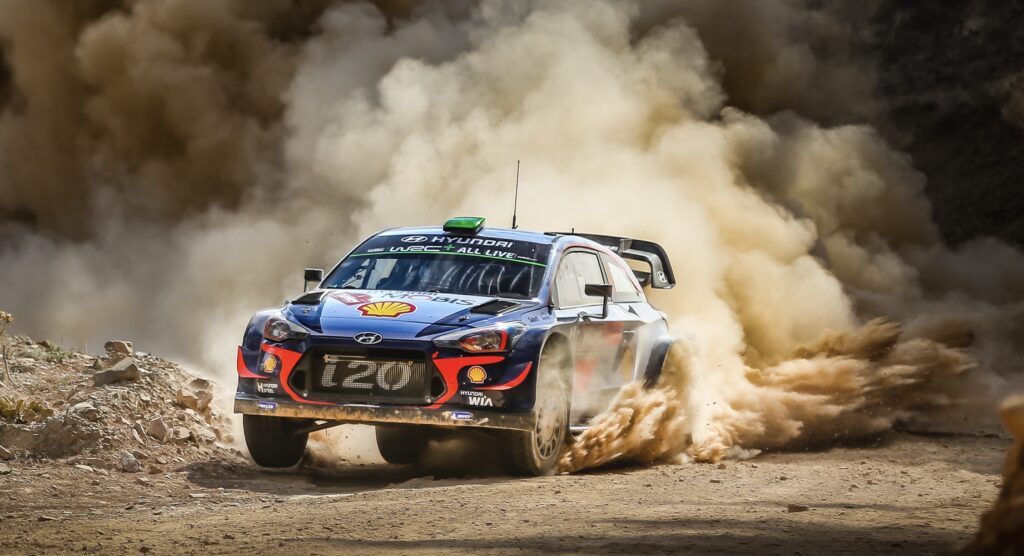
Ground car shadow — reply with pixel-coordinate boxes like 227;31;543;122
184;429;517;496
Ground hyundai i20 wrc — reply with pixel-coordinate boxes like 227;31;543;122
235;217;676;475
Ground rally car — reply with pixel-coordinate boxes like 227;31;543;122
235;217;676;475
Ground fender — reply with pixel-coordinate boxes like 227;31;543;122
239;309;279;372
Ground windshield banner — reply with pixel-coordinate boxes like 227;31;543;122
351;234;549;267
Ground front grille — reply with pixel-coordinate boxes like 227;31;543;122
306;348;431;404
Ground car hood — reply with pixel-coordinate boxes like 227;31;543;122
286;290;534;335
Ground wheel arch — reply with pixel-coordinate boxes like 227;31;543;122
537;331;574;392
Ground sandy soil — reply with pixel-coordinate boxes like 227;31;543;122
0;431;1007;555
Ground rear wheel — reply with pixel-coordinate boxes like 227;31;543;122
243;414;309;468
375;426;430;465
502;344;570;476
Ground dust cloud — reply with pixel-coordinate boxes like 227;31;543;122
1;0;1023;468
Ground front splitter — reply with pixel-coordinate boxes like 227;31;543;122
234;395;534;432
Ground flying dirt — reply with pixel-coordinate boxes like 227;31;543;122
1;0;1023;553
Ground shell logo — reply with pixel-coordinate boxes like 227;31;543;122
357;301;416;318
466;366;487;384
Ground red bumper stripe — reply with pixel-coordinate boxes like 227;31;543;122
478;362;533;391
236;346;263;379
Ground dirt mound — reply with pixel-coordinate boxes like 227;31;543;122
0;330;238;472
964;394;1024;553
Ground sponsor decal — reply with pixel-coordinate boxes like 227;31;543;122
331;292;373;306
401;235;429;243
466;365;487;384
452;411;473;421
378;244;529;262
256;381;278;394
353;332;383;345
322;356;416;391
460;390;494;407
428;236;514;248
381;291;474;305
257;401;278;411
357;301;416;318
262;355;278;373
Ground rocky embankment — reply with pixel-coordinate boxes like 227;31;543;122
0;329;238;475
965;395;1024;553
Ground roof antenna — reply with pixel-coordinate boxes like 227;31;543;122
511;160;520;229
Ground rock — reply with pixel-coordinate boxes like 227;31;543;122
0;444;12;460
170;427;192;443
0;463;11;475
194;427;217;444
786;504;810;513
717;463;727;470
136;477;151;486
710;479;722;484
1;416;103;458
176;388;213;413
118;451;142;473
73;464;94;472
145;419;170;443
69;402;101;422
103;341;134;357
37;515;57;522
130;429;146;445
93;358;140;386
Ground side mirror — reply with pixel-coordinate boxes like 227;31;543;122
303;268;324;292
584;283;612;319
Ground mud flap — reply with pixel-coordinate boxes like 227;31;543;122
642;338;674;388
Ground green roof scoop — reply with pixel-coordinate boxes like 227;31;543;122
443;216;485;234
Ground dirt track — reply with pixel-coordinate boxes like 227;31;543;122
0;432;1007;555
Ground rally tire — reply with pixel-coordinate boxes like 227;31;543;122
376;426;430;465
243;414;309;468
502;344;570;476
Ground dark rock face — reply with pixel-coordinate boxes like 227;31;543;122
871;0;1024;247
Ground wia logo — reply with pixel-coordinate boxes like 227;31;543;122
466;396;493;407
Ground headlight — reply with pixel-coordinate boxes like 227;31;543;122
433;322;527;353
263;315;310;342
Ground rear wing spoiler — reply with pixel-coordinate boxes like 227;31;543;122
547;232;676;289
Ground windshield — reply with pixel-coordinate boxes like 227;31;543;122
323;233;551;299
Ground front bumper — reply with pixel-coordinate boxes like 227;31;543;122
234;395;535;431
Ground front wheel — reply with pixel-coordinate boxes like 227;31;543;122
501;347;570;476
375;426;430;465
243;414;309;468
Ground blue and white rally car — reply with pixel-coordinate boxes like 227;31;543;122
235;217;675;475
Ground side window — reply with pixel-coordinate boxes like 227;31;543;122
554;251;605;308
602;254;645;303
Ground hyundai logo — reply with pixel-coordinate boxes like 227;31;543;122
401;235;429;243
354;332;383;345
